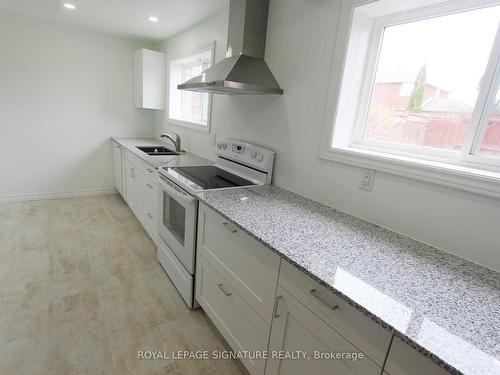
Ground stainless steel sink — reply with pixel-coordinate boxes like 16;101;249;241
136;146;180;156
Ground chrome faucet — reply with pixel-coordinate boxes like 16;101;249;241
160;131;182;152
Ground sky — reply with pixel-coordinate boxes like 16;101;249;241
375;4;500;106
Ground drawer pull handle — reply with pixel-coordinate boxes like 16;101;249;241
147;168;154;173
310;289;339;311
274;295;283;318
218;283;232;297
147;213;153;219
222;221;238;233
147;184;153;189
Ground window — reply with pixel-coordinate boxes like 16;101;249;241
322;0;500;196
478;85;500;157
168;44;214;130
361;6;499;155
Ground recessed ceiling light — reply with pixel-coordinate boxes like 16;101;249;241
148;16;159;23
63;3;76;10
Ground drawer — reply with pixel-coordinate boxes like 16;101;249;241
138;173;159;244
125;149;156;176
158;241;193;308
196;255;269;375
279;260;391;366
197;204;280;324
384;337;449;375
266;287;381;375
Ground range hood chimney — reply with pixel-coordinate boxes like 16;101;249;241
177;0;283;95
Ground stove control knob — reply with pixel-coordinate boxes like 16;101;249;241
250;151;257;159
222;144;227;150
256;153;264;162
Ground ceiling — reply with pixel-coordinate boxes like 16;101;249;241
0;0;229;40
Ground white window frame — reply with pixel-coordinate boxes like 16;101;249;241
167;42;215;133
319;0;500;198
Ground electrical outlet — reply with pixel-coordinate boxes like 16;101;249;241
211;133;217;145
359;169;376;191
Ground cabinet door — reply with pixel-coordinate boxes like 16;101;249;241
112;142;124;197
133;49;165;110
384;337;449;375
266;287;381;375
124;160;137;214
136;171;158;243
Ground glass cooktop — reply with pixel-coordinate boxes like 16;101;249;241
166;166;256;191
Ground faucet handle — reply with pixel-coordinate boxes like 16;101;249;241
172;131;182;152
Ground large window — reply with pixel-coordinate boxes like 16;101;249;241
168;44;214;130
324;0;500;196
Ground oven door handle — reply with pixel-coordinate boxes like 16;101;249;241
158;174;196;205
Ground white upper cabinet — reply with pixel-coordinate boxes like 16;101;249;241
133;49;165;110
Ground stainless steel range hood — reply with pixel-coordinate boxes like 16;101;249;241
177;0;283;95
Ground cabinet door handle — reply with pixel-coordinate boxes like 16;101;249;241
274;295;283;318
147;213;153;219
222;221;237;233
147;168;154;173
310;288;339;311
147;184;153;189
116;145;121;149
130;167;135;178
217;283;232;296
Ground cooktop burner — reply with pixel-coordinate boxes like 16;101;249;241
166;165;256;191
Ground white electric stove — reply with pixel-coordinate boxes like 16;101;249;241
156;139;275;308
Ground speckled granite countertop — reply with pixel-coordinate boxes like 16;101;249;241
195;185;500;375
111;137;213;169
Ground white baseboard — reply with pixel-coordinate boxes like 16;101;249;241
0;188;117;203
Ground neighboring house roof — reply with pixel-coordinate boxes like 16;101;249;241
422;98;472;113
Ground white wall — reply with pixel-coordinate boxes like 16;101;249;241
157;1;500;272
0;10;156;200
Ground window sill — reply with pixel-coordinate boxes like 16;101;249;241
320;146;500;199
166;118;210;133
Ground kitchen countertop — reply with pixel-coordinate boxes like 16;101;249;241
111;137;213;169
195;185;500;375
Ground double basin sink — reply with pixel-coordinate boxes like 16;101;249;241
136;146;181;156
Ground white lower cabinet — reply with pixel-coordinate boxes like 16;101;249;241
278;261;391;366
137;170;159;243
124;157;138;214
197;204;280;324
384;337;449;375
112;140;125;197
195;206;447;375
265;286;381;375
196;255;270;375
119;148;159;244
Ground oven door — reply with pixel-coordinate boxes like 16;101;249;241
157;174;198;274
